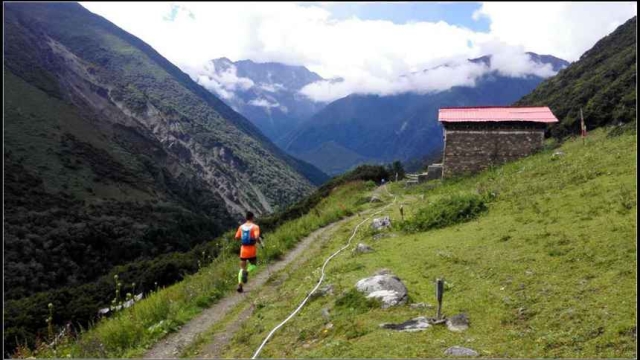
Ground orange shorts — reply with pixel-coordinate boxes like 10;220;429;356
240;245;257;260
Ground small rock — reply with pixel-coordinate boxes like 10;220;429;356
311;284;334;299
355;274;408;308
324;323;334;330
446;313;470;332
371;195;383;203
374;268;393;276
321;308;331;321
98;307;110;315
380;316;431;332
409;302;433;309
371;216;392;231
552;150;565;157
353;243;374;254
444;346;478;357
373;233;390;241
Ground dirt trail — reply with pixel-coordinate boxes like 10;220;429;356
143;217;352;359
197;187;397;359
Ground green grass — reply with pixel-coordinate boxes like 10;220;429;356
21;182;371;358
21;129;636;358
210;128;636;358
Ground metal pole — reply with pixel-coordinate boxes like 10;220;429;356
436;278;444;320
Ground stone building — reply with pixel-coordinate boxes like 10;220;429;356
438;106;558;177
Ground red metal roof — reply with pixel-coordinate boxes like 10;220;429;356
438;106;558;123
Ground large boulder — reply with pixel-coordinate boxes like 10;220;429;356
371;216;392;231
355;274;408;308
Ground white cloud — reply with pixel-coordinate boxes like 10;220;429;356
80;2;636;103
184;61;254;99
473;2;637;61
479;41;557;78
248;98;280;108
299;47;564;102
259;83;286;93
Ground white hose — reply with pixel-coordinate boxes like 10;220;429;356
251;184;396;359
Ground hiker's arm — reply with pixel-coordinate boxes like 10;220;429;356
234;227;241;241
253;225;261;242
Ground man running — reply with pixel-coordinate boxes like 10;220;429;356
235;211;262;293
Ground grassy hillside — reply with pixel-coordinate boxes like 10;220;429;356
189;127;635;358
8;164;392;358
3;2;325;353
516;16;636;138
15;128;635;358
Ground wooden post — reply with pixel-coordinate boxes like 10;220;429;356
436;278;444;320
580;108;586;145
400;204;404;222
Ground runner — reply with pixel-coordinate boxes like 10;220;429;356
235;211;262;293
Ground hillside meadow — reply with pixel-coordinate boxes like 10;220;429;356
188;127;636;358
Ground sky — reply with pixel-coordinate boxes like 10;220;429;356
80;2;636;103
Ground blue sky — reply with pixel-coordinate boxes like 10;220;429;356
314;2;491;32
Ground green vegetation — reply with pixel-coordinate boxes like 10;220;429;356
11;181;371;358
12;128;635;358
517;16;636;138
189;128;635;358
400;192;488;233
3;2;325;354
260;164;391;232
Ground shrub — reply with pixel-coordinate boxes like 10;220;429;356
401;193;488;233
334;289;379;315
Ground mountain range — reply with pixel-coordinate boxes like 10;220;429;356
279;54;569;175
190;58;329;143
3;2;325;300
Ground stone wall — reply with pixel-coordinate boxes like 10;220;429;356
442;122;545;177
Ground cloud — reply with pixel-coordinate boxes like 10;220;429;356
259;83;286;92
298;63;487;103
183;61;254;99
248;97;288;114
248;98;280;108
479;41;558;78
80;2;636;102
473;2;637;61
299;48;560;102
